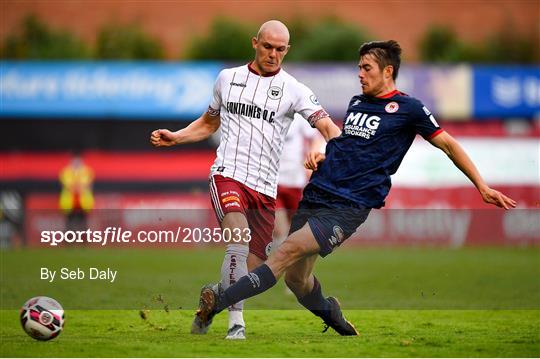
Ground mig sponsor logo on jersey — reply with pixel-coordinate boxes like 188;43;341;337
230;81;247;87
385;101;399;113
226;102;276;124
267;86;283;100
343;112;381;139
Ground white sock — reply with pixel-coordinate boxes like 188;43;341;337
228;310;244;329
220;243;248;328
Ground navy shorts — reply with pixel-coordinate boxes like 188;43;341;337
289;184;371;257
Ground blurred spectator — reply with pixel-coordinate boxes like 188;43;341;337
59;154;94;231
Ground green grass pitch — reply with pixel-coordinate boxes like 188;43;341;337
1;247;539;357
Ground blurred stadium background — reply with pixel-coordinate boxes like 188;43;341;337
0;0;539;250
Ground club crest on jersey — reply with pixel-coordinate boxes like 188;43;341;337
267;86;283;100
310;95;320;105
385;101;399;113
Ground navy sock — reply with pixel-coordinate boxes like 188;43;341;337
297;276;331;319
216;264;277;312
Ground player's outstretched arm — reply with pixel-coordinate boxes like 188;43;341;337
429;131;517;209
150;112;220;147
314;117;341;142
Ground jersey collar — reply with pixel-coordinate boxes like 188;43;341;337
248;62;281;77
377;89;401;99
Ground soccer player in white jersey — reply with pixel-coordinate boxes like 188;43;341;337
150;20;341;339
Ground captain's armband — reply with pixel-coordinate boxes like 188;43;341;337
307;109;330;127
207;106;220;117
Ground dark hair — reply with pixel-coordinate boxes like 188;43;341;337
358;40;402;81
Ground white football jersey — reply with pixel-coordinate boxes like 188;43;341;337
208;63;328;198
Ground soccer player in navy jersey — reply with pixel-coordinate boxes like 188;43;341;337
192;40;517;336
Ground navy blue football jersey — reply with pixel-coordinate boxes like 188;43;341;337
310;90;442;208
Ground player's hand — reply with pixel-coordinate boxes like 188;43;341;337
150;129;178;147
304;151;325;171
480;187;517;210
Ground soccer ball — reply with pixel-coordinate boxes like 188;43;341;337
20;296;65;341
